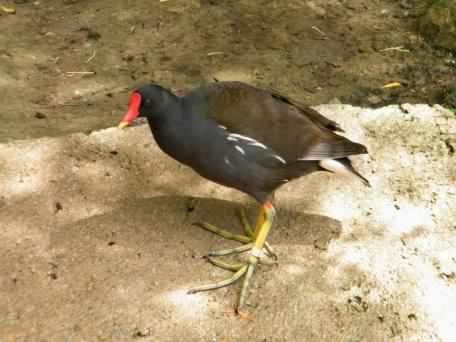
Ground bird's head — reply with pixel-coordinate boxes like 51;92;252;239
118;84;177;128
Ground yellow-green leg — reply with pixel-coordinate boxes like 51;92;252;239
188;202;276;314
237;202;274;313
193;207;276;259
239;209;277;259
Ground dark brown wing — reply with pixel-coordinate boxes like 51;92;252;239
268;87;344;132
196;81;367;162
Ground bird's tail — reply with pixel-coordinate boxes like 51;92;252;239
319;158;371;187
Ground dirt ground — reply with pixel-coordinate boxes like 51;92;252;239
0;0;455;142
1;0;456;341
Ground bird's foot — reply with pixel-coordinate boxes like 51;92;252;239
192;208;277;260
187;246;263;313
189;204;276;314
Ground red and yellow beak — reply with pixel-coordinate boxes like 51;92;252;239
118;92;142;129
118;121;129;129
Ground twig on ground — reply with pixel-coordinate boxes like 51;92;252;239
380;46;410;53
85;50;96;63
311;26;326;37
65;71;96;75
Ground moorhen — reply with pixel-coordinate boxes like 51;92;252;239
118;81;369;315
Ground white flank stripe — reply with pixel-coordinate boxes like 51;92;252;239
227;136;238;142
234;145;246;155
249;141;267;150
229;133;256;142
273;155;287;164
218;125;227;130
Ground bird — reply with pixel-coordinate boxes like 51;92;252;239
118;80;369;315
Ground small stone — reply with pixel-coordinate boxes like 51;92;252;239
408;313;417;320
328;97;342;104
48;272;58;280
34;112;46;119
313;238;327;251
347;295;369;312
54;202;63;213
367;95;382;105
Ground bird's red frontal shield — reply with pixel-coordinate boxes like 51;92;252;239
119;92;142;128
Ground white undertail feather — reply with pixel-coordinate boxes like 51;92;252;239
319;159;352;176
319;159;370;186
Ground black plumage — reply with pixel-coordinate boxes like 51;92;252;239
120;81;368;202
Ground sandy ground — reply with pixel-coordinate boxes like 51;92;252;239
1;103;455;341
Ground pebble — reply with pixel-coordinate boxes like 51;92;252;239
367;95;382;105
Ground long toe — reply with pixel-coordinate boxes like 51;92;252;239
189;202;276;313
193;221;252;244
